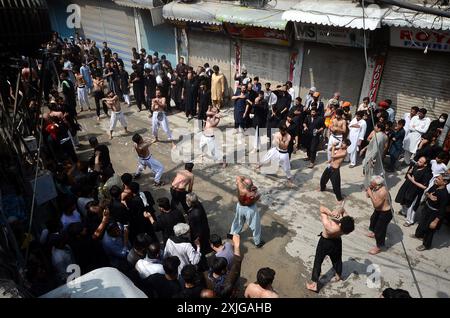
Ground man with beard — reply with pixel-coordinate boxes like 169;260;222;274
252;91;268;153
303;107;325;169
211;65;225;110
197;81;211;126
130;65;146;112
182;70;199;121
118;64;130;107
232;84;248;135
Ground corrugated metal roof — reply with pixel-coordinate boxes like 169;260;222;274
282;0;388;30
113;0;156;9
162;1;223;25
382;7;450;30
216;6;287;30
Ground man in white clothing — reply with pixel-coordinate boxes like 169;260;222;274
402;106;419;138
135;242;165;279
132;133;165;186
264;82;278;109
151;87;175;148
403;108;431;165
347;111;367;168
163;223;201;275
304;86;316;108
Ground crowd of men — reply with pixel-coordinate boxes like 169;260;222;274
5;30;450;298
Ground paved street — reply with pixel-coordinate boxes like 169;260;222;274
77;103;450;298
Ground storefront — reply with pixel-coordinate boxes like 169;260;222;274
296;24;367;105
377;27;450;119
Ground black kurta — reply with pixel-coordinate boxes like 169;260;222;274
395;166;432;206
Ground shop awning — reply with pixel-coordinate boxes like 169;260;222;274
381;7;450;31
162;1;223;25
282;0;388;30
216;6;287;30
113;0;156;9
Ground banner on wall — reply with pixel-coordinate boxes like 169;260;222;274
225;24;290;46
368;56;385;103
390;28;450;52
234;41;241;92
295;23;368;48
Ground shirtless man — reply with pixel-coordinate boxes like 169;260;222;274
170;163;194;212
75;71;91;112
366;175;392;255
327;109;347;162
256;123;294;187
132;133;165;186
152;87;175;148
306;205;355;293
319;139;351;204
230;176;265;248
102;91;128;139
244;268;279;298
199;105;226;167
120;173;133;204
93;76;107;120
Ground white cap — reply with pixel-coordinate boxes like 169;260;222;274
242;78;251;85
310;86;317;92
174;223;190;237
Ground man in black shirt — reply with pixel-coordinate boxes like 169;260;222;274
197;81;211;124
126;182;158;244
303;107;325;168
89;136;114;177
112;53;124;68
102;42;112;66
145;197;185;244
130;65;146;111
144;68;157;111
252;91;268;152
174;264;203;299
109;185;129;225
412;173;449;251
140;256;182;298
182;71;199;121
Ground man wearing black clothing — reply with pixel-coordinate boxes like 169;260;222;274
126;182;158;243
275;86;291;121
144;69;157;110
102;42;112;65
197;82;211;124
140;256;182;298
413;173;449;251
303;107;325;168
112;53;124;68
174;264;203;299
89;136;114;177
182;71;199;121
130;65;146;111
145;197;185;243
60;72;77;118
252;91;268;152
109;186;129;225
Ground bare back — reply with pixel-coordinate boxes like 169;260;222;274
134;140;152;158
244;283;279;298
106;95;121;112
371;186;391;211
274;132;291;151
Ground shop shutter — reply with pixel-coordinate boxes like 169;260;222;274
377;48;450;120
300;43;366;106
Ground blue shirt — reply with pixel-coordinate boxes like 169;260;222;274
102;226;129;266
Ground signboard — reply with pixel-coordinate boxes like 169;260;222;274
225;24;289;46
390;28;450;52
295;23;368;47
368;56;385;103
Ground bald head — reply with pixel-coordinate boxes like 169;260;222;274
200;289;216;298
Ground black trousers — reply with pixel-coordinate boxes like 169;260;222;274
93;91;108;117
311;234;342;283
415;206;439;249
320;167;343;201
306;135;320;163
170;188;189;212
369;210;392;248
133;87;145;111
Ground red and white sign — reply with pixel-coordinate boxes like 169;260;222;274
391;28;450;52
368;56;385;103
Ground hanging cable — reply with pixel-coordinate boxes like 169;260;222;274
362;0;423;298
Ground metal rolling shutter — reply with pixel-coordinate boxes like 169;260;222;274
300;43;365;106
241;41;290;87
188;31;232;96
377;48;450;120
78;0;138;71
